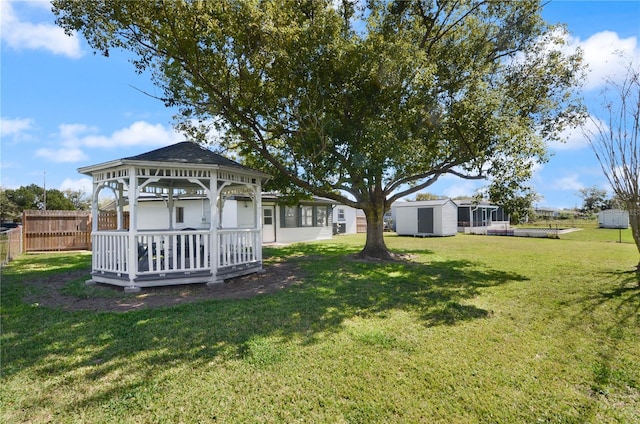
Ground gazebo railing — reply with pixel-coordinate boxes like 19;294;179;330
93;231;129;274
136;230;211;275
218;228;260;268
92;228;260;277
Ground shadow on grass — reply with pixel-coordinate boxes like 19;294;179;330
577;270;640;328
562;269;640;417
2;243;527;410
1;252;92;307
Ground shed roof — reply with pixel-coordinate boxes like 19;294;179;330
392;199;457;208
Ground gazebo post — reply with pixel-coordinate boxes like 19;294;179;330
125;166;141;293
116;182;125;230
208;172;220;285
90;181;99;233
254;184;263;264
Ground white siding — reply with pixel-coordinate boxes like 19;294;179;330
276;226;334;243
270;203;334;243
135;198;245;230
391;200;457;236
135;199;212;230
394;205;418;235
333;205;359;234
440;201;458;236
598;209;629;229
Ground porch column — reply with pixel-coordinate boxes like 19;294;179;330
91;180;99;232
126;166;140;292
168;187;174;231
209;171;219;284
254;183;263;263
116;182;125;230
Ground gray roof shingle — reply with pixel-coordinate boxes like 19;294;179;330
125;141;248;170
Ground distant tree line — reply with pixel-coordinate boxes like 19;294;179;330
0;185;90;223
577;186;624;216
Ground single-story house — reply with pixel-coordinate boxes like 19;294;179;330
127;193;339;245
79;141;270;292
392;199;458;237
534;207;560;219
598;209;629;229
260;193;338;243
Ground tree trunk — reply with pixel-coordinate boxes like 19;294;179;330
359;202;393;260
628;207;640;273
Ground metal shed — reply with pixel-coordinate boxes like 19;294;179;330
392;199;458;237
598;209;629;229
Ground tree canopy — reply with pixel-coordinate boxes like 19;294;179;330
53;0;585;258
0;185;81;222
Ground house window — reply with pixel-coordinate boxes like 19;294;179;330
176;206;184;224
284;206;297;227
337;208;345;222
316;207;327;226
281;204;330;228
263;208;273;225
301;206;314;227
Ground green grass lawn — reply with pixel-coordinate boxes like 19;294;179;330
1;231;639;423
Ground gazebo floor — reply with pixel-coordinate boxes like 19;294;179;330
88;261;262;292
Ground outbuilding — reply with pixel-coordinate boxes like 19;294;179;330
598;209;629;229
392;199;458;237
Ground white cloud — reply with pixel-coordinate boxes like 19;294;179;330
0;117;34;137
549;114;610;151
442;179;483;199
565;31;639;91
35;121;184;163
81;121;183;148
552;174;584;191
35;147;88;163
0;0;82;58
59;177;93;194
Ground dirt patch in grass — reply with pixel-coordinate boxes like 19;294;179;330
22;261;304;313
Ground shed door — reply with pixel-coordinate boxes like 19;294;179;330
418;208;434;234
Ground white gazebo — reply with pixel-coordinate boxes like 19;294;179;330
79;141;270;292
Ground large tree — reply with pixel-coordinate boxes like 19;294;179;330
53;0;585;259
1;185;76;220
583;62;640;271
578;185;608;216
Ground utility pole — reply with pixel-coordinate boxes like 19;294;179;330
43;171;47;211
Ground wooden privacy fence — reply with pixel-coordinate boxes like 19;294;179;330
1;227;23;266
23;210;91;252
97;211;130;230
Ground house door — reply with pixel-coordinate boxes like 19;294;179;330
262;206;275;243
417;208;434;234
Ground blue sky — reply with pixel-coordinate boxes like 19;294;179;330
1;0;639;209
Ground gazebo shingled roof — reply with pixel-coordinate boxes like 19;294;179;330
124;141;250;170
79;141;267;178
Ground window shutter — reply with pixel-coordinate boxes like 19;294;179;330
280;205;286;228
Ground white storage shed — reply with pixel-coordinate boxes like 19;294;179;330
598;209;629;229
392;199;458;237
